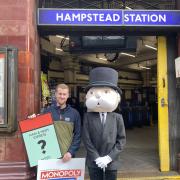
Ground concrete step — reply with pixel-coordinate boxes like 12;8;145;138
85;171;180;180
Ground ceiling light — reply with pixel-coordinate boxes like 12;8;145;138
56;35;64;38
96;54;108;61
125;6;132;10
120;52;135;58
98;57;107;61
65;37;69;40
145;44;157;50
139;65;151;70
56;35;69;40
121;4;132;10
56;48;63;52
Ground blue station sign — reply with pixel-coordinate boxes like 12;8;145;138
38;9;180;27
124;10;180;26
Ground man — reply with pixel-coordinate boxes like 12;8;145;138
30;83;81;162
83;67;126;180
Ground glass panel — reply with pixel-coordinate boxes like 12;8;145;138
0;53;5;125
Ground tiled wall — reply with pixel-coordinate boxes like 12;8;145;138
0;0;40;171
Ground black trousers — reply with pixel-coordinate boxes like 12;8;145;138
88;167;117;180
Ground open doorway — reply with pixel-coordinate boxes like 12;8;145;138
39;34;161;174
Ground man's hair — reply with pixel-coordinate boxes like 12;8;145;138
55;83;69;92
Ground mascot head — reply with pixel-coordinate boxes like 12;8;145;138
85;67;122;112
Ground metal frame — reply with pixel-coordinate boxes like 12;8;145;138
157;36;170;171
0;51;8;127
38;0;175;10
0;46;18;133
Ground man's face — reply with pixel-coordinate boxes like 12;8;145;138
55;88;69;106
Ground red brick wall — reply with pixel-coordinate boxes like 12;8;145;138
0;0;40;177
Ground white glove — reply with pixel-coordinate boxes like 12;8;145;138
95;155;112;169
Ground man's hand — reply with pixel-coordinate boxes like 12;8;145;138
62;152;72;162
27;114;37;118
95;155;112;169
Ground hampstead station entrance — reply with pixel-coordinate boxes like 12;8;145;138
37;7;180;178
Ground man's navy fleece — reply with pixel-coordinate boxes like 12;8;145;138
43;104;81;156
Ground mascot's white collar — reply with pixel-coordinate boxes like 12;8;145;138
99;112;107;121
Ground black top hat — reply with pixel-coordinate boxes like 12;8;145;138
85;67;122;94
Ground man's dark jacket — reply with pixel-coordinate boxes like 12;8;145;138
44;104;81;156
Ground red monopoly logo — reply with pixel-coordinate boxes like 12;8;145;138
40;169;81;179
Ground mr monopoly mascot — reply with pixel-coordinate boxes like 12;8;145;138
83;67;126;180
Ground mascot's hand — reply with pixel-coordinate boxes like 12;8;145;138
95;156;112;169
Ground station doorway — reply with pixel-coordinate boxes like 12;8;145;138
39;31;171;175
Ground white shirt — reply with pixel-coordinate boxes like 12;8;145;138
99;112;107;124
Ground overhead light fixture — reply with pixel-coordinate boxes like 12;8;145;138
145;44;157;50
56;48;63;52
56;35;69;40
139;65;151;70
56;35;64;38
121;4;132;10
96;54;107;61
120;52;136;58
98;57;107;61
125;6;132;10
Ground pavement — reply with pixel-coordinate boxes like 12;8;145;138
76;125;180;179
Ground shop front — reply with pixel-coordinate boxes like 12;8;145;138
0;0;180;179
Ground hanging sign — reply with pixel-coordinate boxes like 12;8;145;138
19;113;61;167
37;158;86;180
38;9;123;26
124;10;180;26
38;9;180;26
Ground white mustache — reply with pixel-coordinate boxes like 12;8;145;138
86;97;117;112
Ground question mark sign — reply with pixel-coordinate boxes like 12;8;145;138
37;140;46;154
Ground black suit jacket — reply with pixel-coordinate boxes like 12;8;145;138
83;112;126;170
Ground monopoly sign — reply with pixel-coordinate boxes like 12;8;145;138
40;169;81;179
19;113;61;167
37;158;85;180
38;9;180;26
